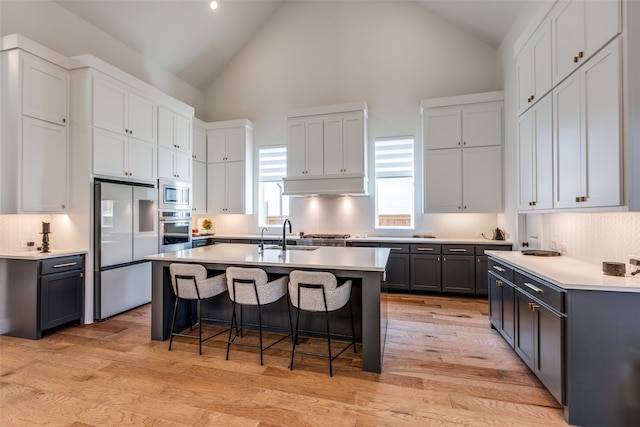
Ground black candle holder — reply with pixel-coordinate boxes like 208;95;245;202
41;222;51;253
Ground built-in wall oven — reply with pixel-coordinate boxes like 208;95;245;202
159;179;191;211
159;210;192;253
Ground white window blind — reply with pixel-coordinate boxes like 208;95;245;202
375;137;414;178
259;146;287;182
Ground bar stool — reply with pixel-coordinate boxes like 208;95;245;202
225;267;292;365
288;270;356;377
168;263;228;355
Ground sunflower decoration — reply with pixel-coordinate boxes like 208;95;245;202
201;218;213;232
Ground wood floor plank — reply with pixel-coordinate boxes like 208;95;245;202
0;294;569;426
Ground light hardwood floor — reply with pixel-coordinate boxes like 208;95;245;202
0;294;569;426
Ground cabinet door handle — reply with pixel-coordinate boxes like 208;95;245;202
492;266;505;272
417;247;433;251
573;56;579;63
53;262;77;268
496;280;503;287
578;51;584;58
523;282;543;294
443;257;447;262
450;248;467;252
529;302;539;312
62;118;66;123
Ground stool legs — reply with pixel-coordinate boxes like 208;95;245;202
169;295;179;351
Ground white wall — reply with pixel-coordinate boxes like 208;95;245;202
499;1;640;270
0;0;206;115
203;0;504;239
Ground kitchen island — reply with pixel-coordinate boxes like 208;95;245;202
146;244;391;373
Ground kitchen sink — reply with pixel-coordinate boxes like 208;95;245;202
264;245;319;251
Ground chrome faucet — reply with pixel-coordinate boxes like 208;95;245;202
259;227;268;253
282;219;292;251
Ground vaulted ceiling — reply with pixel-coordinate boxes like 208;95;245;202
53;0;526;92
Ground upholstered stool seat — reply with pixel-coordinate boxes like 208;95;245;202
288;270;356;376
225;267;293;365
168;263;228;355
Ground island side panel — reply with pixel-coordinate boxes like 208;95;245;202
566;290;640;427
361;270;385;373
0;259;40;339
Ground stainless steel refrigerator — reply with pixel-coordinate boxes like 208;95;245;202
94;180;158;320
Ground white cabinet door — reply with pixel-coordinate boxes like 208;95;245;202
93;128;128;179
553;72;582;209
286;118;307;177
225;128;245;162
175;113;191;153
554;40;621;209
462;103;502;147
21;117;68;212
581;40;621;208
192;124;207;162
518;111;534;211
552;0;620;85
423;108;461;149
517;20;552;115
424;149;462;212
128;92;156;143
306;118;325;176
516;42;534;114
518;96;553;211
463;146;503;212
175;150;192;181
127;139;156;183
158;106;175;149
207;129;227;163
207;162;226;213
192;160;206;214
93;76;128;135
21;53;68;126
225;162;245;214
157;146;175;180
343;112;365;175
323;115;344;175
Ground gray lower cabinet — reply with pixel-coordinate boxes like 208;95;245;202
489;256;566;406
1;254;85;339
380;243;410;291
410;254;441;291
441;255;475;293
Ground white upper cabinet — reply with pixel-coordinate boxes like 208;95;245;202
424;102;502;150
93;73;157;143
283;102;368;195
553;40;622;209
551;0;621;85
191;120;207;214
205;119;253;214
518;95;553;211
1;46;69;214
422;92;504;213
192;121;207;163
21;52;68;126
93;128;157;183
516;19;552;115
21;116;68;212
158;106;192;181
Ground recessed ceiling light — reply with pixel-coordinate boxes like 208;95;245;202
210;1;218;10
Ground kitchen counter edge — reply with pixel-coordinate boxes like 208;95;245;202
486;250;640;293
0;249;88;260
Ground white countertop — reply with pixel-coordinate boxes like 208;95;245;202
146;243;391;272
486;250;640;293
194;233;513;245
0;249;88;260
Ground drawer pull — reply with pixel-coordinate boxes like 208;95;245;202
53;262;77;268
496;280;503;287
450;248;467;252
492;266;506;273
524;282;543;294
417;247;434;251
389;247;403;251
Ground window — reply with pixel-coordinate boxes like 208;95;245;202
258;146;289;227
375;137;414;228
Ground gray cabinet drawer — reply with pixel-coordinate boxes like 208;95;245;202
475;244;512;255
410;244;441;254
515;271;565;313
488;259;514;283
442;244;474;255
40;255;84;275
380;243;409;253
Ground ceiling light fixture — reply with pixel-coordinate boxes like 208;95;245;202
210;1;218;10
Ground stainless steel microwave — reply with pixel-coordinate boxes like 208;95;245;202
159;179;191;210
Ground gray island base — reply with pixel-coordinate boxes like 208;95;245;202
147;244;391;373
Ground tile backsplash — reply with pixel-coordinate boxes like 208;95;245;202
0;214;53;253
